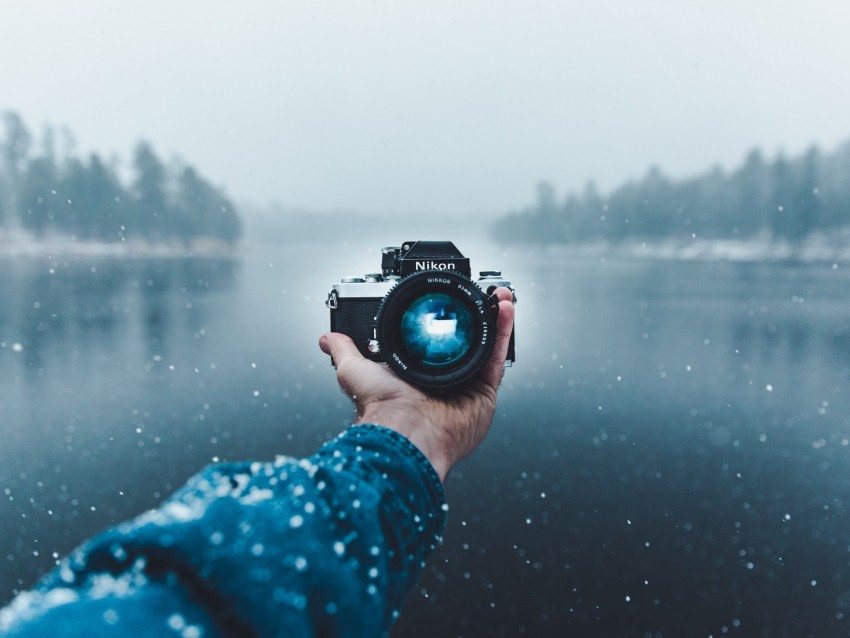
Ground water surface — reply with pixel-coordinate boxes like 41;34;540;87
1;242;849;637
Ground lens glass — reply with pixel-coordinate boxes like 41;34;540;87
399;293;475;366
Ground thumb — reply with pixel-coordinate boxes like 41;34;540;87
319;332;364;367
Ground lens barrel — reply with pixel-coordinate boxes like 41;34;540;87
376;270;498;391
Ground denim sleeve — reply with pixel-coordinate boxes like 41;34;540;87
0;425;447;638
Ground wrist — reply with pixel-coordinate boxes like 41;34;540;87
355;404;452;482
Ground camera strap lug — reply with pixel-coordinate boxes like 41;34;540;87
325;290;338;309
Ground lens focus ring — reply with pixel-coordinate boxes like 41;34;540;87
376;270;497;391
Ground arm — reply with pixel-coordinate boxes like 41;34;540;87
1;427;445;638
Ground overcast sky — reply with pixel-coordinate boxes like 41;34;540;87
3;1;850;216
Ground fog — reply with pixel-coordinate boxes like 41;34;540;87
3;2;850;215
3;3;850;636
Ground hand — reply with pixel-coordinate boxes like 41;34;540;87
319;287;515;483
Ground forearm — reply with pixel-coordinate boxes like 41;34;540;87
0;425;446;638
356;403;452;482
356;384;497;484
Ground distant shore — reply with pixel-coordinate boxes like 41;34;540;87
2;228;848;263
0;230;238;259
527;232;850;264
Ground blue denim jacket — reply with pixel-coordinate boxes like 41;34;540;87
0;425;447;637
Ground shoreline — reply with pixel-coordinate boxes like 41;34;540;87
2;230;848;264
535;233;850;264
0;231;238;259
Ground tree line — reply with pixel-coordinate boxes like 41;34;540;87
493;139;850;245
0;111;241;245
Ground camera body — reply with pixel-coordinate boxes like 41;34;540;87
326;240;515;391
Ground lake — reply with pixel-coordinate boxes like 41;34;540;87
1;236;849;637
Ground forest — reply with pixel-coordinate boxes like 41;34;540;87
493;139;850;246
0;112;241;245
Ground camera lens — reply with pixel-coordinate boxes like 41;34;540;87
399;293;475;366
376;270;498;391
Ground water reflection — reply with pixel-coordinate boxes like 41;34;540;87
0;258;237;379
515;257;849;415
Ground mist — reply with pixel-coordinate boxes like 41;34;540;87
3;3;850;637
3;2;850;216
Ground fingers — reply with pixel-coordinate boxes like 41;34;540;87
492;286;514;305
480;287;515;391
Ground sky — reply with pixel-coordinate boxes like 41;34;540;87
3;1;850;217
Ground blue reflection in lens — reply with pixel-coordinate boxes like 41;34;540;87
400;293;474;366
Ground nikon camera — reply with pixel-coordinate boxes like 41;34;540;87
326;240;516;392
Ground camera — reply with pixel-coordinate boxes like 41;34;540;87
326;240;516;392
